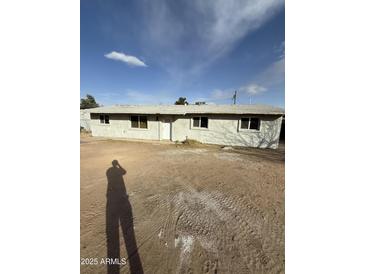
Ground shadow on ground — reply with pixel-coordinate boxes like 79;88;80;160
106;160;144;274
232;142;285;163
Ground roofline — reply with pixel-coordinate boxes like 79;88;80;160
89;111;284;115
87;104;285;116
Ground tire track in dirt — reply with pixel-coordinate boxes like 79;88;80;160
135;149;283;273
142;151;277;273
164;174;282;273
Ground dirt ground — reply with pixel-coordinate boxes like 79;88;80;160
80;136;284;274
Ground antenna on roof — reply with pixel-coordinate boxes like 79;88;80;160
233;90;237;105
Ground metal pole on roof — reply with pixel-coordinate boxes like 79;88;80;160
233;90;237;105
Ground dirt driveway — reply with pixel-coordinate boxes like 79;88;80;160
80;137;284;274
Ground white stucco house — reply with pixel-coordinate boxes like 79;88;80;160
86;104;284;149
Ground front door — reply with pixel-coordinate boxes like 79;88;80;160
161;119;171;140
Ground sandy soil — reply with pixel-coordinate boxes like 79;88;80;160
80;137;284;274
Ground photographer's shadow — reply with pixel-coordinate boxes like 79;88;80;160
106;160;144;274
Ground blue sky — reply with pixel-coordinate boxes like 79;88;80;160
81;0;285;107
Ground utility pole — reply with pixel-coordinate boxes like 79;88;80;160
233;90;237;105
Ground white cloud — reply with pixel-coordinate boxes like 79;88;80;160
239;84;267;95
211;89;234;100
92;89;176;105
208;52;284;102
126;90;154;101
104;51;147;67
142;0;284;75
279;41;285;59
257;57;285;87
240;51;285;96
125;89;175;104
208;84;267;103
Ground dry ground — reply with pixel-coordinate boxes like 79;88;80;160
80;136;284;274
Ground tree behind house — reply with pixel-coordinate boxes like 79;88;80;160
80;94;100;109
175;97;189;105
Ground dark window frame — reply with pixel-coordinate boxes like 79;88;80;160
130;115;148;129
240;117;261;131
104;115;110;124
193;117;200;128
99;114;110;124
131;115;139;128
192;116;209;129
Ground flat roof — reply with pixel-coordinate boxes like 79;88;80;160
88;104;284;115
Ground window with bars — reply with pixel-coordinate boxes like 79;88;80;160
131;115;148;129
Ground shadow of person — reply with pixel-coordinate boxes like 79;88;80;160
106;160;144;274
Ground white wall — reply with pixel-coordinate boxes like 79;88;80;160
90;114;160;140
80;110;91;131
172;115;282;149
89;113;282;149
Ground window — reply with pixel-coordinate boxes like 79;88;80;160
249;118;259;130
241;118;249;129
139;116;147;129
131;115;148;129
99;114;110;124
192;117;208;128
131;116;139;128
200;117;208;128
240;117;260;130
193;117;200;127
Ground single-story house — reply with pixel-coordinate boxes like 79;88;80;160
88;104;284;149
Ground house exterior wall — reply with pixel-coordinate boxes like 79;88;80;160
90;114;160;140
171;115;282;149
89;113;282;149
80;110;91;131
